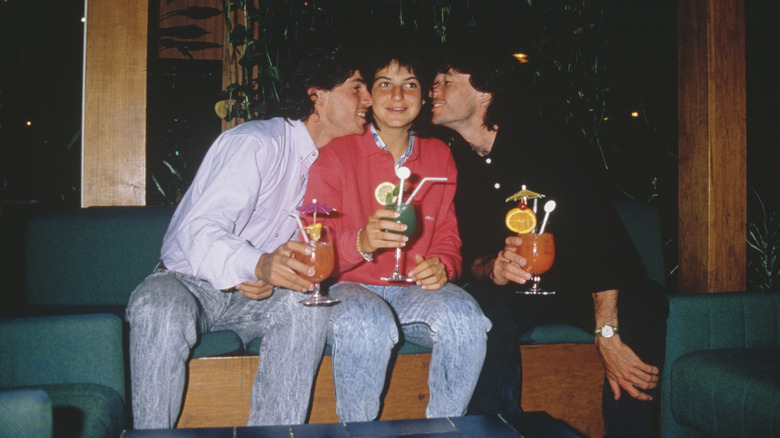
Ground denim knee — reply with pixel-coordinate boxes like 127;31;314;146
126;272;201;335
328;283;399;348
429;286;492;338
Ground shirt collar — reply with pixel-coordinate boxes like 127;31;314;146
369;123;415;169
288;118;319;167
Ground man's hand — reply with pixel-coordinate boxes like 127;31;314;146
409;254;447;290
593;289;658;401
236;279;274;300
596;335;659;401
490;235;532;286
358;209;408;254
254;240;316;294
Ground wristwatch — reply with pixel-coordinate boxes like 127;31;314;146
595;325;618;338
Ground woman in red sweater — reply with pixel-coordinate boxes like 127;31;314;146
303;35;491;421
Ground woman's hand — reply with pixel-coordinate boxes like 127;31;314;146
358;208;408;254
409;254;447;290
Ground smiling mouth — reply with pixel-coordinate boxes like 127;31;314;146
357;111;367;118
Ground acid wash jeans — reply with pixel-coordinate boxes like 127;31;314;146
326;282;491;422
126;268;330;429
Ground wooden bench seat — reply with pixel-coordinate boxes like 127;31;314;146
178;344;605;437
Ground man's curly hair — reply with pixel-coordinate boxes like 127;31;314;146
277;41;362;121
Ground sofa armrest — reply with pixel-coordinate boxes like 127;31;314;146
0;313;125;404
0;389;52;438
661;291;780;437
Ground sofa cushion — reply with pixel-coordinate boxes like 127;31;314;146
0;389;52;438
671;347;780;437
518;323;594;345
25;206;174;306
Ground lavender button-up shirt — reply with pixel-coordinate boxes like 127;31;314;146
160;118;318;290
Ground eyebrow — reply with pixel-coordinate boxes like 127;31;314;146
374;75;420;82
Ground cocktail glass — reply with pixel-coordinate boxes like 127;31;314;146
295;225;339;306
380;203;417;282
516;232;556;295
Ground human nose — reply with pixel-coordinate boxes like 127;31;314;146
360;88;372;107
391;86;404;101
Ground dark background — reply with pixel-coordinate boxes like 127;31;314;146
1;0;778;307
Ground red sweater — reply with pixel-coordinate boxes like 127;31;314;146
304;129;462;285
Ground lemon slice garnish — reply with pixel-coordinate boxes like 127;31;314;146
505;208;537;234
374;182;397;206
305;223;323;241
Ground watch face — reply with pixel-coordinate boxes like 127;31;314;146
601;326;614;337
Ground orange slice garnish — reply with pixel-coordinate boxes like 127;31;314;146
505;208;537;234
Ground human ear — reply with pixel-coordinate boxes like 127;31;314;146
479;92;494;107
308;86;321;103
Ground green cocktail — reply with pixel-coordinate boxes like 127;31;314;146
388;203;416;237
381;203;417;282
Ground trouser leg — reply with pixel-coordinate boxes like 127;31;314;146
464;283;523;416
217;288;329;426
602;286;668;438
389;283;491;418
126;272;202;429
327;283;398;422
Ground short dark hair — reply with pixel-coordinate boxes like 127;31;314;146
277;40;361;121
438;39;531;130
363;30;437;135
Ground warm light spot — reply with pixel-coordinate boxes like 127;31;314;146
26;121;32;126
603;117;609;121
513;53;529;63
631;111;639;118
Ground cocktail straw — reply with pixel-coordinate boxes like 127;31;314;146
405;177;448;204
397;178;405;207
285;210;309;243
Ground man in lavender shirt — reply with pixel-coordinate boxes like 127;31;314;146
126;42;372;429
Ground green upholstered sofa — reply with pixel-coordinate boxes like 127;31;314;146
661;291;780;437
0;313;125;438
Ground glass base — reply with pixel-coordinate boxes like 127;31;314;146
381;271;415;283
515;276;555;295
300;293;340;307
516;289;556;295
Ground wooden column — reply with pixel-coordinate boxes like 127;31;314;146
82;0;148;206
677;0;746;293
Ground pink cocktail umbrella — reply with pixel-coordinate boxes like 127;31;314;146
296;199;335;224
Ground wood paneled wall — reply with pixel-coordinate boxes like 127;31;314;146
82;0;148;207
677;0;746;293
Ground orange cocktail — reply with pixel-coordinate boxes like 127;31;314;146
295;223;339;306
294;241;335;283
516;232;555;275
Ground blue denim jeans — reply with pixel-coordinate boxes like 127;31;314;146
126;269;330;429
326;282;491;421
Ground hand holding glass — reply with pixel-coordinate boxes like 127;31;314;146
294;225;339;306
380;203;417;282
516;232;556;295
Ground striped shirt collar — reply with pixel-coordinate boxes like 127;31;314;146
369;123;415;169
